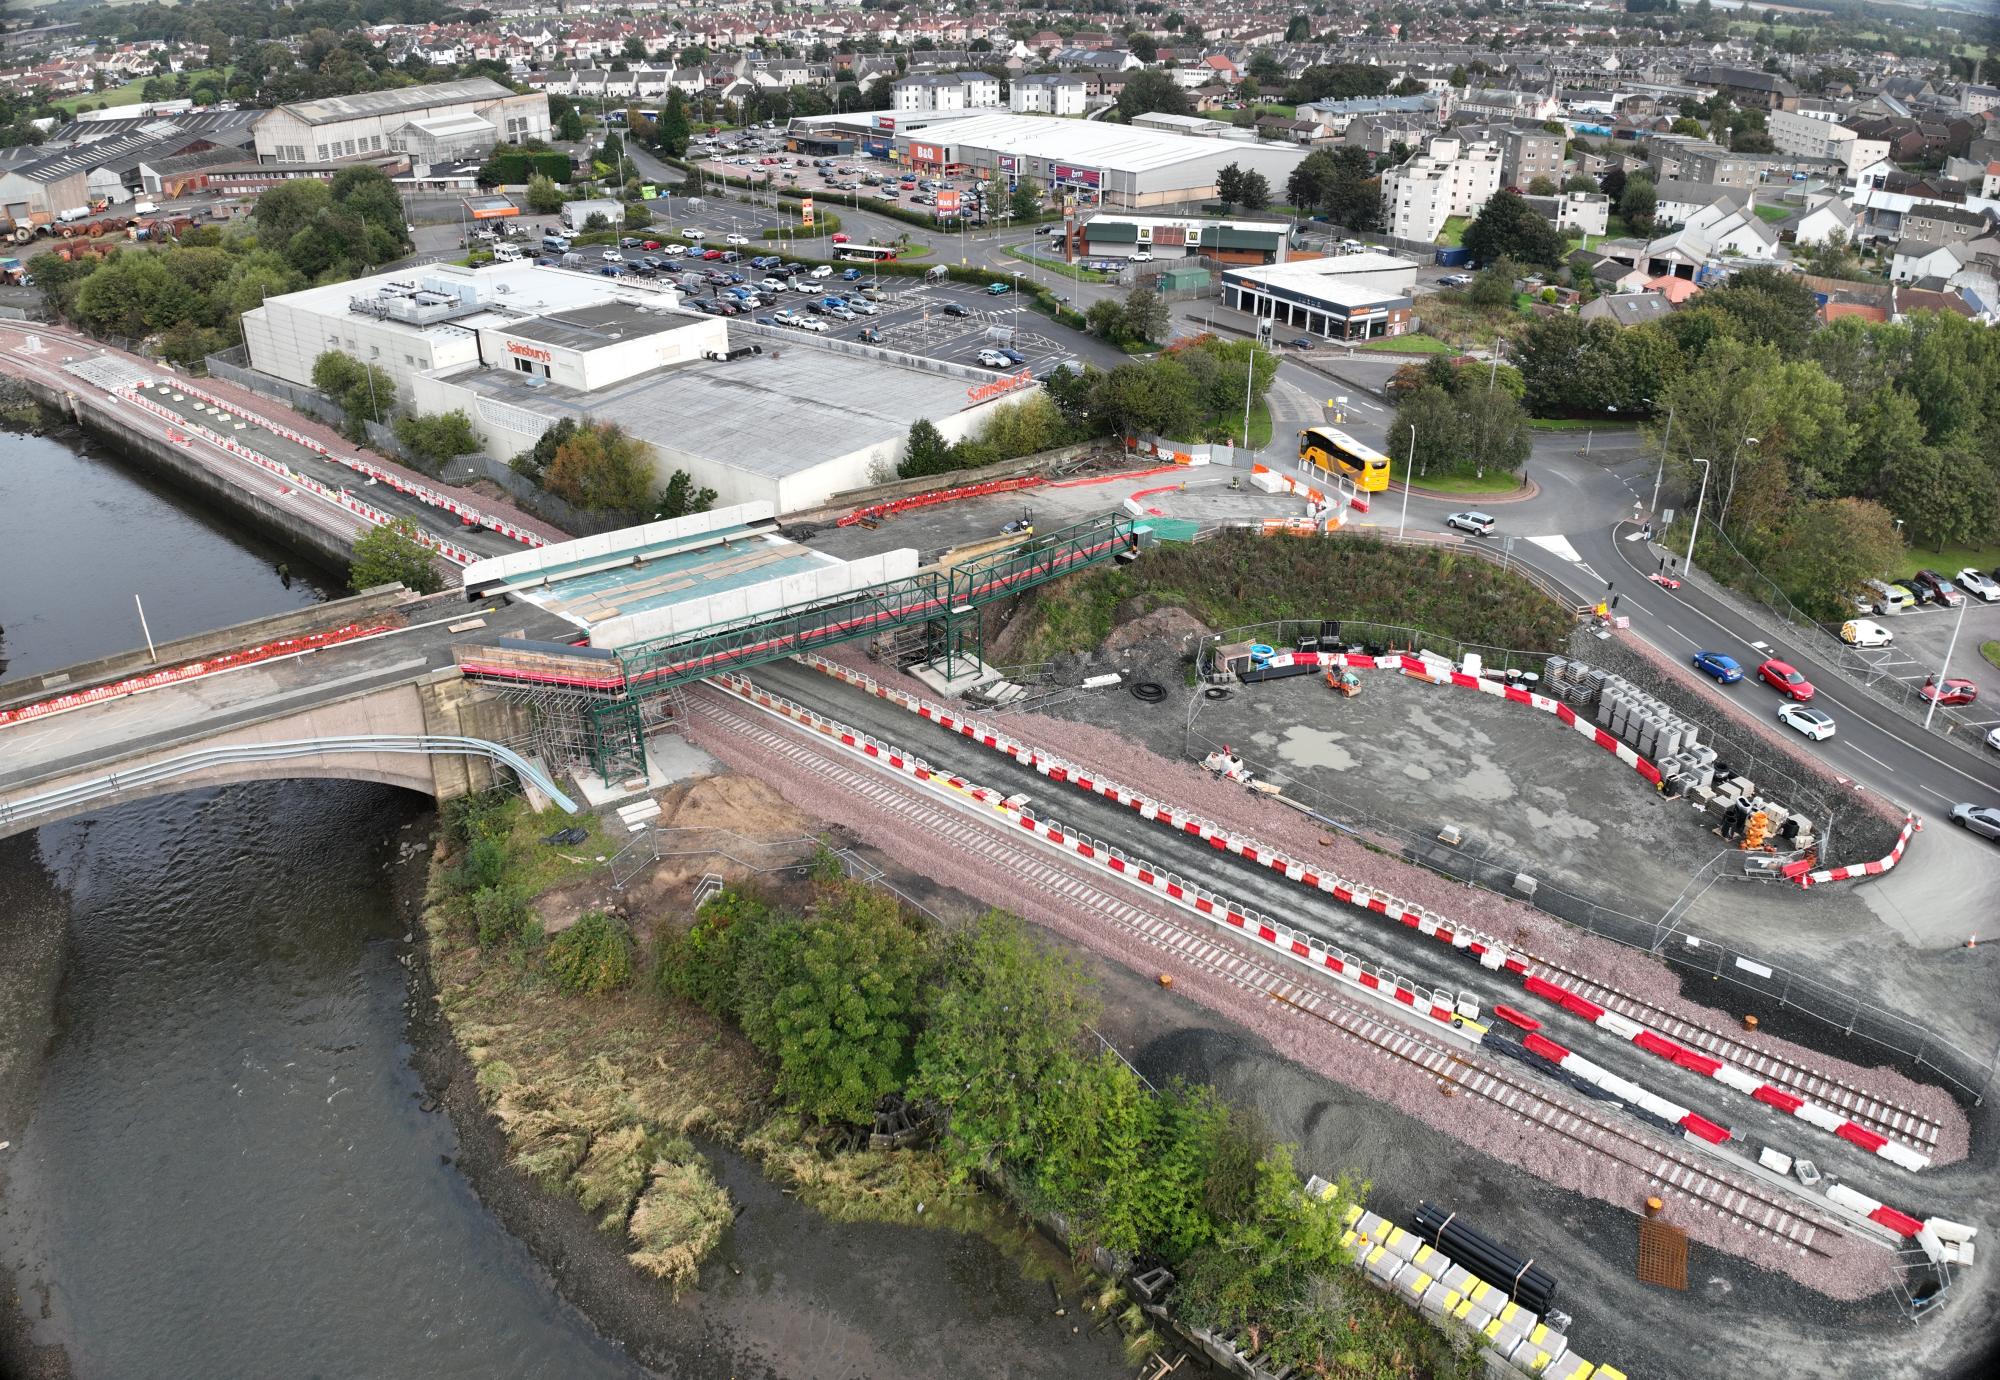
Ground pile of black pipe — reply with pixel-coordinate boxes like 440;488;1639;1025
1412;1202;1559;1314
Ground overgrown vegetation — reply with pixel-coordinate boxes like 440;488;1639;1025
897;335;1277;480
392;409;480;468
1015;532;1577;663
511;416;716;520
347;515;443;595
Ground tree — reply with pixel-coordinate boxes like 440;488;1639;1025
761;893;928;1125
1467;259;1518;307
898;418;957;478
1011;175;1043;222
1285;14;1311;41
546;421;658;511
655;469;717;519
525;173;564;215
1116;67;1192;121
911;912;1097;1176
1092;357;1200;439
659;88;692;157
1765;499;1906;621
1461;189;1567;269
348;516;442;594
1878;445;1999;553
1122;284;1169;344
1563;173;1600;195
1527;174;1559;196
1703;266;1819;358
393;409;480;467
1236;170;1270;211
1599;167;1628;205
1085;297;1128;343
311;349;395;435
1619;176;1658;234
1214;162;1245;209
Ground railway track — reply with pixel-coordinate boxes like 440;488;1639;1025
1518;954;1944;1159
694;687;1849;1259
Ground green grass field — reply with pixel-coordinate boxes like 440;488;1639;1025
1437;215;1470;248
1884;545;2000;584
1359;334;1451;354
58;68;229;114
1981;641;2000;672
1004;245;1114;281
1407;469;1527;496
1754;205;1792;224
1526;417;1640;432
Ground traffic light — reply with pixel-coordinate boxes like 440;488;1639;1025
1742;811;1770;850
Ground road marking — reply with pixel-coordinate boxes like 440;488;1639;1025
1528;534;1583;562
1845;744;1896;772
1661;623;1699;648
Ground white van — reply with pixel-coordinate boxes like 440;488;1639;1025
493;242;523;262
1861;579;1913;615
133;200;159;216
1840;619;1892;648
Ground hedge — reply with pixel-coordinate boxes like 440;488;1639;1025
481;150;575;186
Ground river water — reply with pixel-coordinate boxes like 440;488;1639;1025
0;426;1125;1379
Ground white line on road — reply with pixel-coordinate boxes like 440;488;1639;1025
1845;744;1896;772
1661;623;1699;648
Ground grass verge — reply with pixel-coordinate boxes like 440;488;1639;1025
1407;469;1529;495
1883;545;2000;584
1014;529;1576;662
1982;641;2000;671
1359;334;1452;354
1004;245;1116;282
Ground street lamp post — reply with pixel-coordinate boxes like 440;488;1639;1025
1398;423;1416;539
1923;595;1969;731
1683;457;1712;575
1647;399;1675;517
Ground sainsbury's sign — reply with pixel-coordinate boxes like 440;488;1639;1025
966;369;1034;404
506;341;553;362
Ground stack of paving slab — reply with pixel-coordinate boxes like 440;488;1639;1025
615;797;662;833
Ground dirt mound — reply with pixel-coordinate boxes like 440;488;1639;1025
1101;603;1211;658
663;772;817;838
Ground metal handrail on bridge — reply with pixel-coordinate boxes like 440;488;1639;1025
610;511;1140;698
0;734;577;832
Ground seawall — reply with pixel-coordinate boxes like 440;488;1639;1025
14;374;360;579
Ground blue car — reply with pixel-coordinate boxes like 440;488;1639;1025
841;267;861;281
995;346;1026;365
985;282;1011;295
1692;651;1743;684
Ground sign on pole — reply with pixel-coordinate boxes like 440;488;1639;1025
800;197;815;228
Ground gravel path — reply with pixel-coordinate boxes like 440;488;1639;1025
816;648;1971;1168
691;688;1899;1302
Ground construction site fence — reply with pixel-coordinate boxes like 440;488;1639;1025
1182;699;1995;1107
1671;520;1991;762
203;347;350;429
1197;619;1558;684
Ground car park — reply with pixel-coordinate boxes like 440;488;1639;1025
1777;704;1836;741
847;298;877;314
1691;651;1742;684
1958;568;2000;602
809;265;833;279
994;346;1026;365
1445;511;1495;536
828;306;856;321
1839;619;1893;648
1951;803;2000;841
1757;659;1815;701
1912;569;1965;607
1920;678;1979;707
1861;579;1914;614
759;277;788;293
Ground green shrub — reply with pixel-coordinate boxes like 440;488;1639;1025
472;884;533;947
546;911;635;995
451;835;510;893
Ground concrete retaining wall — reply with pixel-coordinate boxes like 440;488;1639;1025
15;374;360;582
0;586;418;708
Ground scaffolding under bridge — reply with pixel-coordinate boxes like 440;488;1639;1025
455;511;1143;779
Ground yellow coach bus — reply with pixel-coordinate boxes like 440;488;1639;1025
1299;425;1392;492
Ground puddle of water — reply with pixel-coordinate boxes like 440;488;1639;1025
1273;725;1356;771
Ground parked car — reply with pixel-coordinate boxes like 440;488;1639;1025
1950;802;2000;841
600;248;622;262
857;326;884;343
1920;678;1979;707
754;315;777;326
1757;659;1815;701
725;233;750;246
1445;511;1495;536
701;248;724;260
841;267;862;281
1691;651;1743;684
1912;569;1965;607
976;348;1013;368
848;298;878;314
796;316;827;332
1288;335;1314;349
1131;250;1153;262
985;282;1011;295
1777;704;1836;742
943;302;971;317
1956;568;2000;602
1440;273;1474;287
828;305;856;321
1839;619;1893;648
642;240;661;251
994;346;1026;365
1861;578;1915;615
809;265;833;279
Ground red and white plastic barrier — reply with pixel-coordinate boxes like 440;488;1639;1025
1518;1030;1733;1147
712;671;1482;1045
0;622;395;728
1795;813;1921;889
1518;974;1930;1172
1824;1183;1928;1244
837;472;1048;528
131;381;547;548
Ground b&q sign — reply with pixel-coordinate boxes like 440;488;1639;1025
966;368;1033;403
801;197;815;228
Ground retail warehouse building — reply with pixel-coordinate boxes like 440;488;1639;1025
791;111;1308;210
239;261;1032;512
251;78;548;166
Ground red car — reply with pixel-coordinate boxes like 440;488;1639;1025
701;248;723;260
641;239;660;250
1758;659;1815;701
1920;677;1979;706
830;232;850;243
